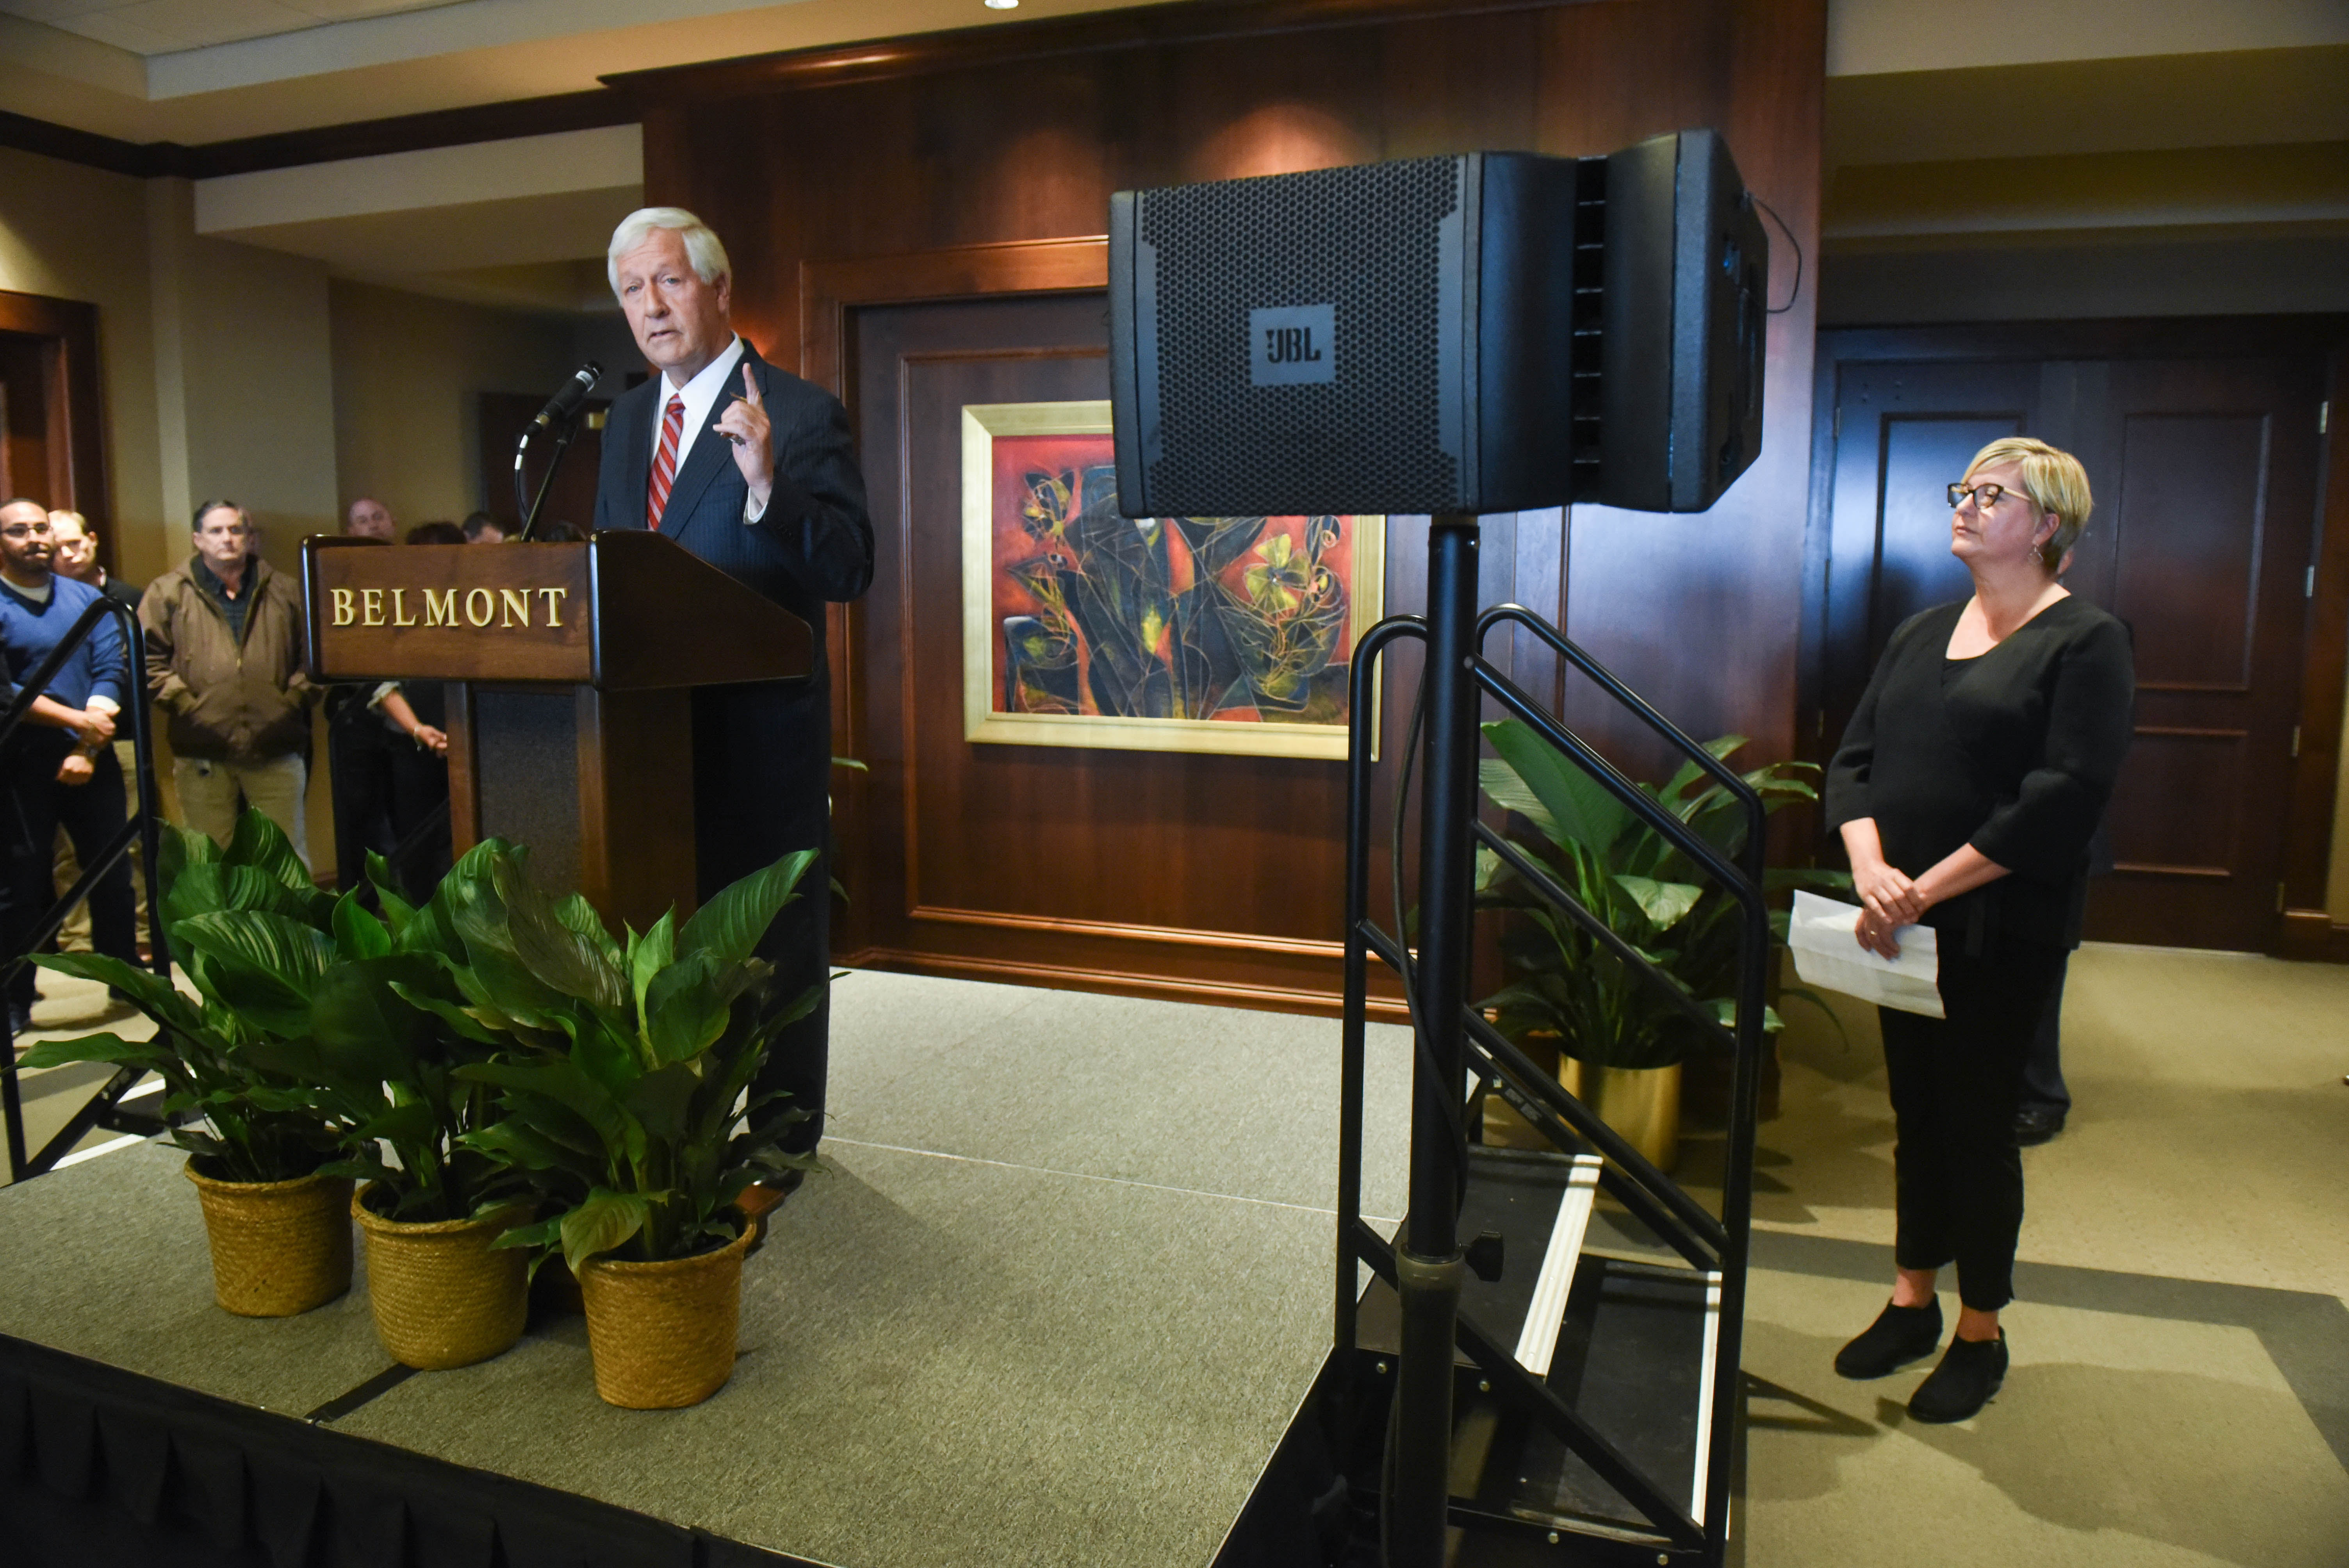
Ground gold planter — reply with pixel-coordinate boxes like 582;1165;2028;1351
1558;1058;1682;1174
353;1188;531;1370
184;1161;353;1317
578;1218;757;1409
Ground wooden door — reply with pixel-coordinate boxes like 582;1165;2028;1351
2068;357;2325;950
1816;335;2327;951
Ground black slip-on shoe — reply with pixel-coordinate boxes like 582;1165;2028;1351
1834;1298;1944;1379
2014;1107;2066;1146
1907;1330;2008;1423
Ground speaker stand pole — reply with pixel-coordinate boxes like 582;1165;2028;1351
1391;512;1480;1566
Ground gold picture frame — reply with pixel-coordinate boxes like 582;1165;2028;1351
961;400;1384;760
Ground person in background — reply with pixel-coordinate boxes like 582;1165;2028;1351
141;501;318;861
461;511;508;544
1823;437;2133;1424
0;499;136;1036
325;499;406;889
47;510;147;957
344;497;396;543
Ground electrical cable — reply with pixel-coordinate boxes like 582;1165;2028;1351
1752;196;1803;315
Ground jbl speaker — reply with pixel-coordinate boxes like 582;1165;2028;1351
1107;129;1768;519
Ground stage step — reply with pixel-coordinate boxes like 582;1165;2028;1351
1337;1144;1725;1560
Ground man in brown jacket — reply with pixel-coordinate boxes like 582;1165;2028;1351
140;500;318;862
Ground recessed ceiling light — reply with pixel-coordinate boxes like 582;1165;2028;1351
985;0;1018;9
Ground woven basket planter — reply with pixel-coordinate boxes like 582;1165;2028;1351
578;1218;756;1409
353;1188;531;1370
184;1160;353;1317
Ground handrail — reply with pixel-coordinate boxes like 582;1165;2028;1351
1479;603;1767;879
1472;820;1738;1057
0;593;172;1183
1472;656;1761;916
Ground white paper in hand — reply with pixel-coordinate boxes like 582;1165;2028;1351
1788;890;1944;1019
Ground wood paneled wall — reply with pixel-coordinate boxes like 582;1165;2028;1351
618;0;1825;1010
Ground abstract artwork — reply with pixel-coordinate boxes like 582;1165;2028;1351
961;401;1383;760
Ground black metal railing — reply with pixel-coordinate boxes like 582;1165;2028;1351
1335;572;1768;1566
0;594;172;1181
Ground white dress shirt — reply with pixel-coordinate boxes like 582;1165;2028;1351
650;335;767;524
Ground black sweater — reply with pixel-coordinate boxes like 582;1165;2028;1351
1825;597;2134;949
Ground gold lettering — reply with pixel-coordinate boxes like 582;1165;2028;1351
424;589;458;627
391;589;416;627
499;588;531;628
465;588;494;627
331;588;355;627
537;587;569;627
362;588;385;627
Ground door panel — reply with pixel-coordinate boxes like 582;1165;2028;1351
2076;358;2322;950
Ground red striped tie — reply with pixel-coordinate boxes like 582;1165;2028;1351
647;394;684;530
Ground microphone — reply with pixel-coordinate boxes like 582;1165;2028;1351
530;362;602;431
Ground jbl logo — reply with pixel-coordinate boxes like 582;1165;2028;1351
1265;326;1322;363
1249;303;1337;387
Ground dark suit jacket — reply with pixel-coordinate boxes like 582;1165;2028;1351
592;341;873;902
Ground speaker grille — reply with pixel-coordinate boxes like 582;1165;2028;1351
1142;157;1461;514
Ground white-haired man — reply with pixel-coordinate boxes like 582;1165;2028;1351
592;207;873;1178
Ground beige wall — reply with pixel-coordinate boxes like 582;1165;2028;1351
0;145;168;584
329;278;577;531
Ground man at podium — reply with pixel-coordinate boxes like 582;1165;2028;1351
593;207;873;1163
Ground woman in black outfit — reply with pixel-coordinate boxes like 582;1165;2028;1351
1823;436;2133;1423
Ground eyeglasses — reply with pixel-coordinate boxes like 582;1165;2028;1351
0;522;52;540
1947;481;2034;513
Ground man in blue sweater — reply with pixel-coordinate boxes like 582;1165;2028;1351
0;497;136;1036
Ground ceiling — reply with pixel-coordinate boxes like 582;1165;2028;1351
6;0;2344;314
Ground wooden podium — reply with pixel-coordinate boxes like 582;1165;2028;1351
303;532;812;930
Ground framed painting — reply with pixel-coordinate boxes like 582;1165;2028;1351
961;400;1384;760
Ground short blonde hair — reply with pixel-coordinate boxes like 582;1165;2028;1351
47;510;87;535
1966;436;2092;574
606;207;731;300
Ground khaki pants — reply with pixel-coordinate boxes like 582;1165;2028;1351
173;753;309;868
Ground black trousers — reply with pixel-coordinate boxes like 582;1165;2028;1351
1877;933;2069;1312
2019;950;2072;1115
691;681;831;1159
1;737;137;1009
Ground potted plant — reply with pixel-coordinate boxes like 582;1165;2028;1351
1475;720;1845;1171
22;814;358;1316
302;848;543;1369
403;840;822;1408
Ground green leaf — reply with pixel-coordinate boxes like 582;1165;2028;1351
554;894;624;971
488;858;626;1012
630;911;677;1023
456;1059;628;1149
171;910;335;1033
29;951;203;1035
643;951;730;1066
331;891;394;961
15;1032;169;1071
560;1187;651;1272
365;852;417;935
1481;720;1629;853
311;956;438;1087
677;848;816;970
385;980;506;1046
1613;875;1702;932
225;807;312;892
623;1061;701;1145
